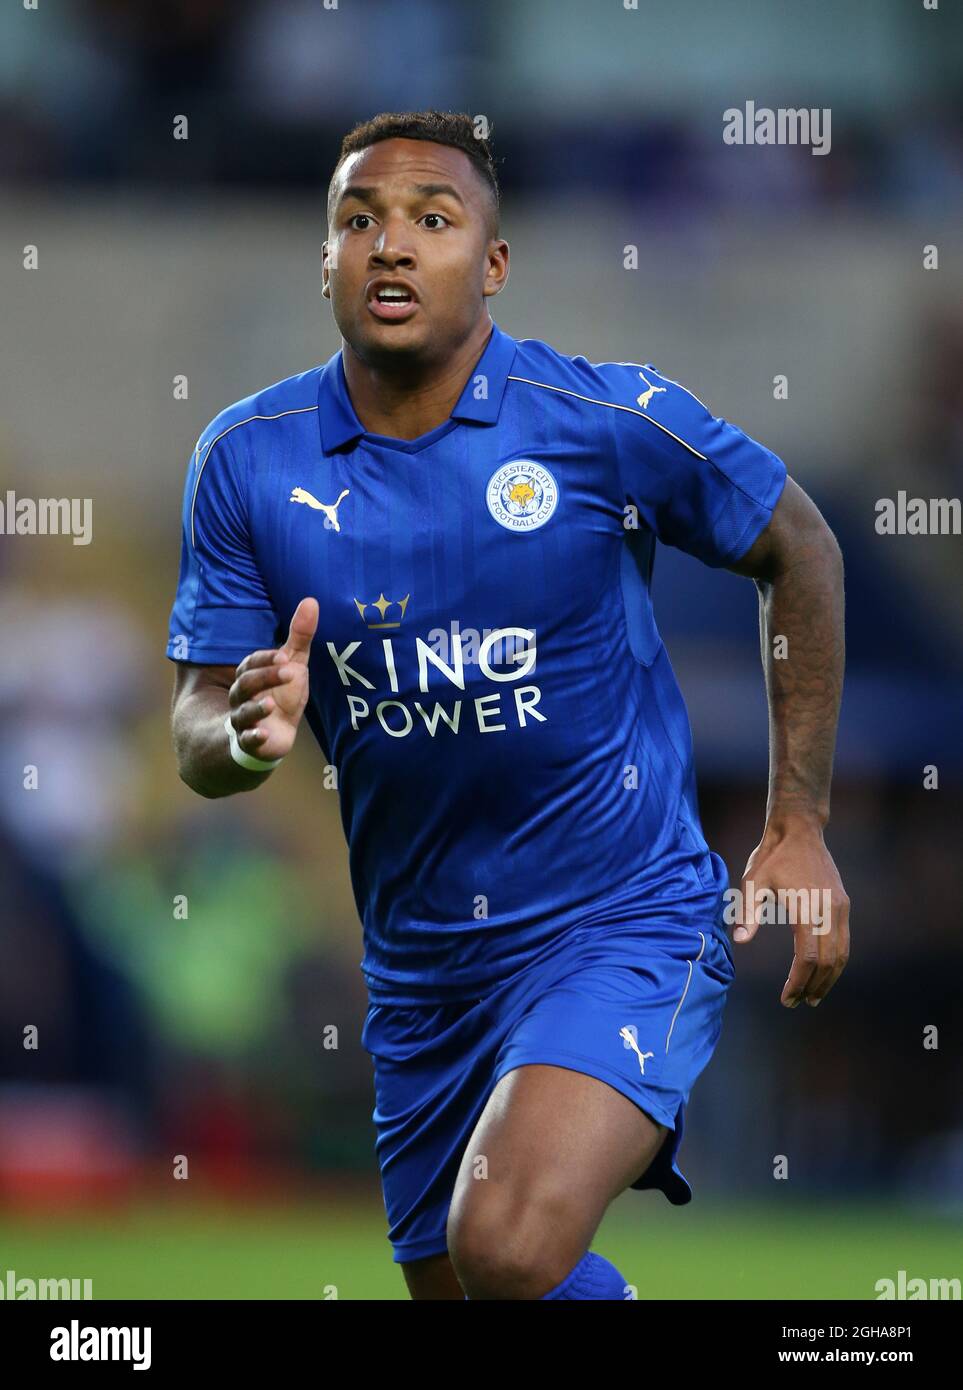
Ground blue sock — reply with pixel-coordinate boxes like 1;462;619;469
539;1250;630;1300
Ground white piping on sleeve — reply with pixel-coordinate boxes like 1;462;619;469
505;374;708;461
189;406;319;547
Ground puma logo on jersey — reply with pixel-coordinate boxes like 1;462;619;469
636;371;666;411
290;486;349;531
619;1026;654;1074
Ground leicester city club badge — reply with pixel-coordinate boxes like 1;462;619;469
486;461;559;533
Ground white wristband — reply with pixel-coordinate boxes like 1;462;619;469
224;713;284;772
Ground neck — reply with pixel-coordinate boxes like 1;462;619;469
341;316;494;441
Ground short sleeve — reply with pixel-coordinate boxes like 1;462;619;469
166;426;281;665
611;363;787;567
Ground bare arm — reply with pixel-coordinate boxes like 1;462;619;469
726;477;850;1006
171;597;319;799
171;661;270;798
729;476;845;829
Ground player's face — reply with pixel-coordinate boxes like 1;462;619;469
323;139;508;366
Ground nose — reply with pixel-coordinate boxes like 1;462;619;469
369;213;416;270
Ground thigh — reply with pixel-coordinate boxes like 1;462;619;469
447;930;732;1264
400;1252;465;1301
448;1062;668;1264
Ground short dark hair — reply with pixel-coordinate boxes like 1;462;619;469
329;110;500;235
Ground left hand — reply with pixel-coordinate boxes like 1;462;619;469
733;821;850;1008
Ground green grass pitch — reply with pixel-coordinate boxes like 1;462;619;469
1;1195;957;1299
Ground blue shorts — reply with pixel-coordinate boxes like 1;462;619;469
361;919;736;1263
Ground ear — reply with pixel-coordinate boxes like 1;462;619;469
321;241;331;299
482;238;510;299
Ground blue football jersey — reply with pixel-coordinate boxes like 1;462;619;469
167;321;786;1003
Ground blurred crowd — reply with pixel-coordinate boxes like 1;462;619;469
0;0;960;213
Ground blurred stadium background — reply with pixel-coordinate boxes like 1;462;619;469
0;0;961;1299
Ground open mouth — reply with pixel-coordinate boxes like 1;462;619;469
367;281;418;321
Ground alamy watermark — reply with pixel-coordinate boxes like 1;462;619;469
0;491;92;545
50;1320;151;1370
723;101;831;156
723;881;833;933
0;1268;93;1299
875;1270;960;1300
875;491;961;535
424;620;535;670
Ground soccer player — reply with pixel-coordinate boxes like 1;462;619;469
168;111;848;1300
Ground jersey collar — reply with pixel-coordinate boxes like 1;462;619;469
317;319;517;452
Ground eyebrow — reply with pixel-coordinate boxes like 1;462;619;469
412;182;465;205
338;184;377;205
337;182;466;208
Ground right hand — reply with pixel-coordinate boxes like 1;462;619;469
227;597;319;763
